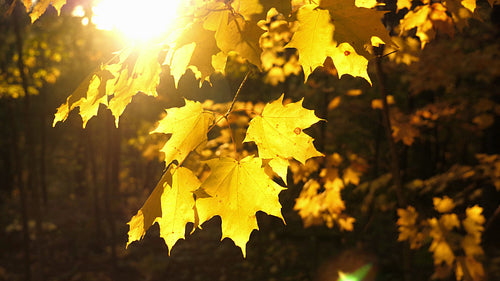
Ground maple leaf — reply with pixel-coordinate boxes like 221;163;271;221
428;217;456;267
400;3;454;48
24;0;66;23
462;205;485;241
268;157;290;184
433;196;455;213
232;0;292;23
286;5;334;79
396;0;412;12
127;165;200;254
244;94;323;181
166;43;196;87
53;44;163;127
152;99;214;167
328;43;371;84
286;5;371;83
52;45;137;127
203;3;264;68
195;156;286;257
107;43;163;126
173;22;221;82
53;66;115;127
443;0;476;32
294;178;354;230
319;0;393;57
397;206;424;249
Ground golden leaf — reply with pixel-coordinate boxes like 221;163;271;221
195;156;285;257
319;0;394;56
203;4;264;68
152;99;214;167
433;196;455;213
27;0;66;23
244;94;323;177
127;165;200;254
462;205;485;240
286;4;335;79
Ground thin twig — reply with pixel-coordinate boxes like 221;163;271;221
226;71;250;116
183;70;252;164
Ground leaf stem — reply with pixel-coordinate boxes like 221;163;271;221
226;120;239;160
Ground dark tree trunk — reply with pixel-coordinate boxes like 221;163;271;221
12;4;45;280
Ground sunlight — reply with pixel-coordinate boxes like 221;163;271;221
90;0;182;41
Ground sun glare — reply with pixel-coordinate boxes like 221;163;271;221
89;0;181;41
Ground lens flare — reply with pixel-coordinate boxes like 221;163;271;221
90;0;181;41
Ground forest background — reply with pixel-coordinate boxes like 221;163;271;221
0;0;499;280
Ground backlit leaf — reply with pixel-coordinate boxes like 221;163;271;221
433;196;455;213
203;4;264;68
26;0;66;23
244;94;323;181
286;4;334;79
127;165;200;254
195;156;285;257
320;0;393;57
152;99;214;166
232;0;292;22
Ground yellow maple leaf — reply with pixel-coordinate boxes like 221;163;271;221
244;94;323;181
343;167;361;186
428;217;456;267
286;4;334;79
173;22;221;83
26;0;66;23
400;3;454;48
195;156;286;257
397;206;429;249
54;45;128;125
462;205;485;241
152;99;214;167
107;43;163;125
433;196;455;213
294;178;354;230
231;0;292;22
203;2;264;68
127;165;200;254
268;157;290;184
157;166;201;254
400;5;435;48
328;43;371;85
319;0;394;57
397;0;412;12
286;4;372;83
53;44;163;127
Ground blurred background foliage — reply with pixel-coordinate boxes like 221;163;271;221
0;0;499;281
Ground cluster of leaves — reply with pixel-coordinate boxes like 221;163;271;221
19;0;498;271
291;153;367;230
0;8;64;98
397;197;485;280
125;94;323;256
